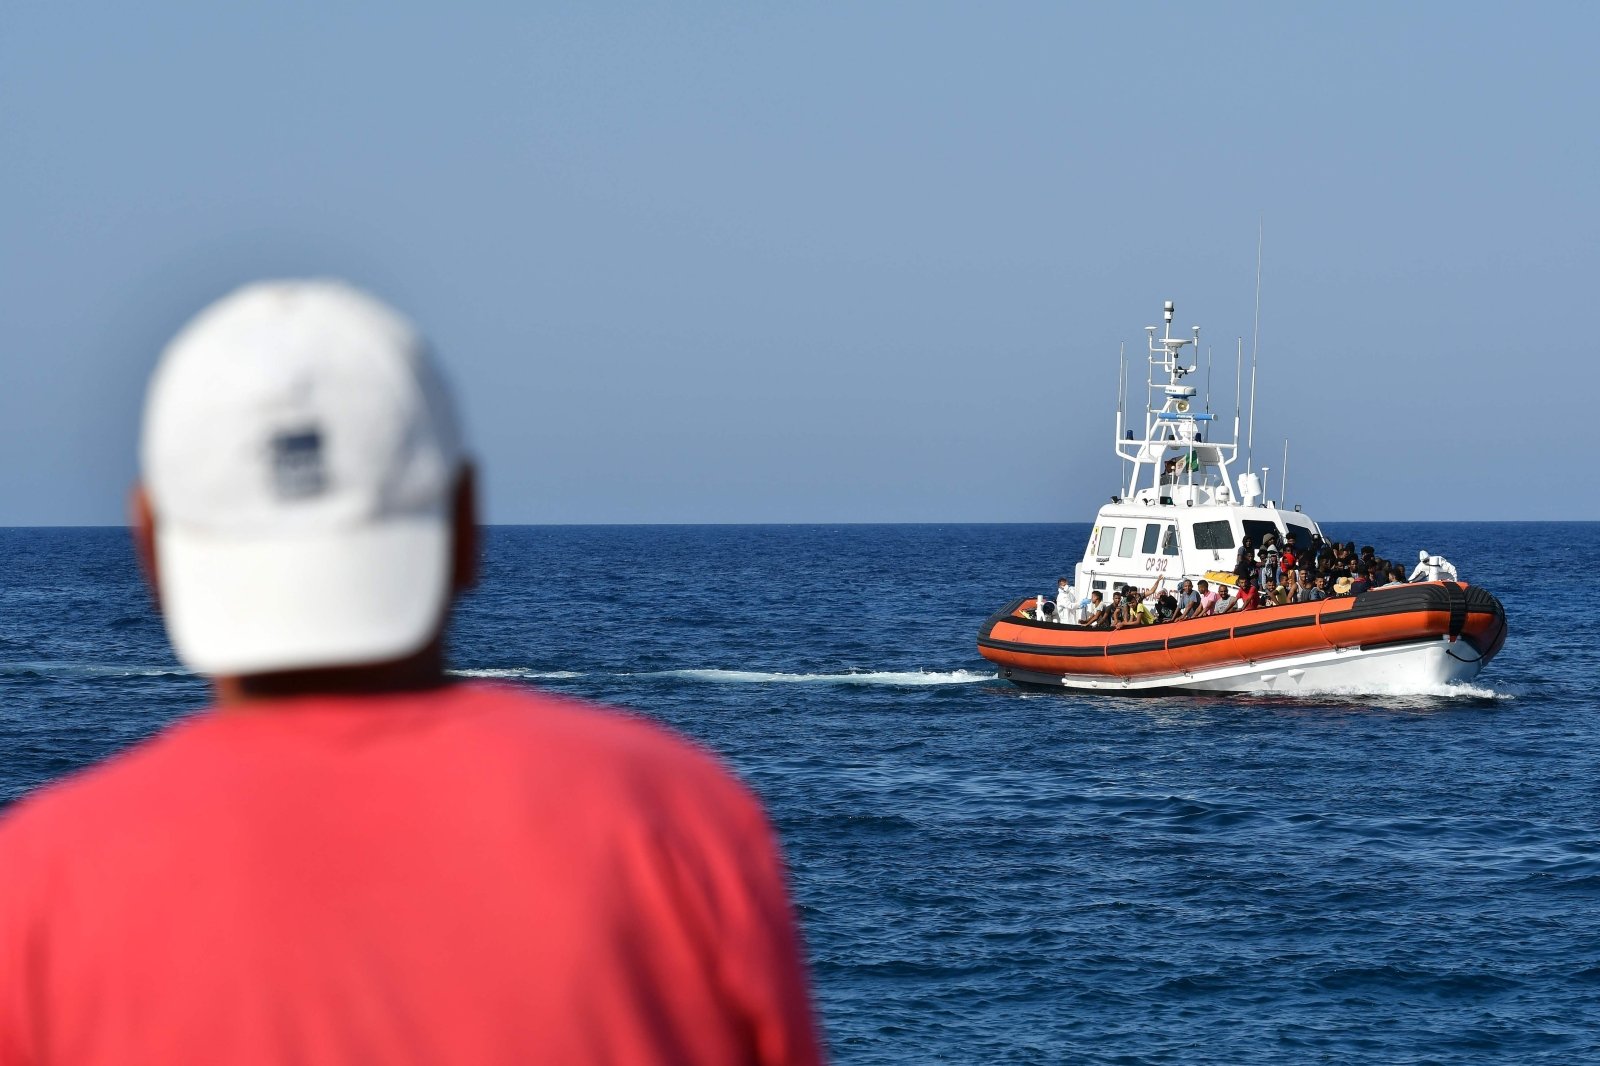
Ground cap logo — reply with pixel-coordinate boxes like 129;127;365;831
270;426;327;499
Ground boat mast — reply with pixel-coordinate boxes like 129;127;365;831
1106;301;1253;507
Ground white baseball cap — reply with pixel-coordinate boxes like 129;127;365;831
141;280;464;676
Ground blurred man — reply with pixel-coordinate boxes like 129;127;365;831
0;281;823;1065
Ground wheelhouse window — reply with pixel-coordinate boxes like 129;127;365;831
1162;524;1180;556
1141;523;1161;555
1241;519;1281;548
1094;526;1116;556
1117;527;1136;558
1286;520;1316;546
1192;520;1235;550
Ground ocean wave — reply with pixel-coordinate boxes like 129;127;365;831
449;668;584;680
649;668;994;687
1;661;995;689
0;661;189;679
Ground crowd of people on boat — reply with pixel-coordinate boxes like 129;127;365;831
1227;533;1401;600
1028;533;1453;629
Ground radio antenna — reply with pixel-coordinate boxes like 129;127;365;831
1206;344;1213;415
1233;338;1243;474
1234;338;1242;423
1281;438;1289;502
1116;341;1127;485
1246;222;1262;474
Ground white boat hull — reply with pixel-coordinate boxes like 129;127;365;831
996;637;1491;695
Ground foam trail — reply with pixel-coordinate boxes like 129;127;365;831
449;668;584;680
1281;680;1511;700
1;661;189;679
653;668;994;687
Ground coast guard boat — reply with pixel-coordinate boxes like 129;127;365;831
977;301;1507;693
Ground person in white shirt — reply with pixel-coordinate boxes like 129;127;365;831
1408;551;1458;583
1055;578;1077;624
1082;590;1113;628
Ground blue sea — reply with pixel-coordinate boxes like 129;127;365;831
3;521;1598;1063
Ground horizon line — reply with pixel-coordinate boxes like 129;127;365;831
4;518;1597;530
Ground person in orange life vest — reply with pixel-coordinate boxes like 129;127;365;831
0;281;824;1066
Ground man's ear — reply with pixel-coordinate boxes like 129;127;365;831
451;462;479;596
129;483;161;610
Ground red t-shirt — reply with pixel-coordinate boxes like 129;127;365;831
0;683;824;1066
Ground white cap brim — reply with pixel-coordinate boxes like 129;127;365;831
157;513;451;676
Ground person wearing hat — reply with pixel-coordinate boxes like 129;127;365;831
1257;548;1281;596
0;281;823;1065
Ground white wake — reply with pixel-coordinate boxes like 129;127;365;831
0;660;189;679
650;668;994;687
449;668;584;680
1273;680;1512;700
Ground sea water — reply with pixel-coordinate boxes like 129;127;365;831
2;522;1597;1064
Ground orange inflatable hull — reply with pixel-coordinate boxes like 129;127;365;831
978;582;1507;684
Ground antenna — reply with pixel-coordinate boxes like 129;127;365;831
1246;353;1258;475
1206;345;1213;414
1251;221;1263;372
1246;224;1263;475
1120;342;1132;435
1234;339;1242;423
1233;338;1243;477
1281;439;1289;502
1116;342;1127;486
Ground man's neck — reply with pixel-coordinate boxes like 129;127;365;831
212;640;450;708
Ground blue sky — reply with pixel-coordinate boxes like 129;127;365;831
2;3;1593;523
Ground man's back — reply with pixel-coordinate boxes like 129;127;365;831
0;683;821;1066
